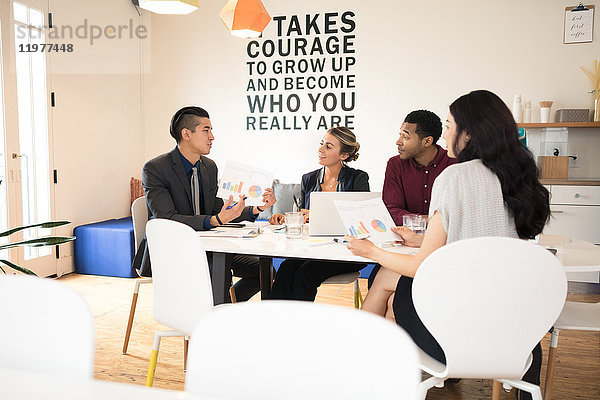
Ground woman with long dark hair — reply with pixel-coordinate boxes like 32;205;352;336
348;90;549;398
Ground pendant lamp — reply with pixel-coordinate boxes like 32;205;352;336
137;0;199;15
219;0;272;38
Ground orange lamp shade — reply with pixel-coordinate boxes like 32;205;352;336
219;0;272;38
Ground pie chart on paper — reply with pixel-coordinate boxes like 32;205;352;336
248;185;262;198
371;219;387;233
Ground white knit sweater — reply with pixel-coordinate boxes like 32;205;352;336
429;159;519;244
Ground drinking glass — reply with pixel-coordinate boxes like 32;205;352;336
285;212;304;239
402;214;427;235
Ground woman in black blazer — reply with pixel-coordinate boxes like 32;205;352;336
269;126;370;301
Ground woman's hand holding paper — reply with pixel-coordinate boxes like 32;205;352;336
344;235;376;258
261;188;277;209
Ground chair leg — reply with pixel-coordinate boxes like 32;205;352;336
353;280;363;309
146;330;184;387
417;376;445;400
500;379;543;400
146;333;162;387
123;280;143;354
229;285;237;303
184;337;189;372
492;380;502;400
544;329;560;400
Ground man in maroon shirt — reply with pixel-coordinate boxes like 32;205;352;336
383;109;455;225
368;110;455;293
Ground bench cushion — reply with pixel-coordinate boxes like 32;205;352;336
74;217;136;278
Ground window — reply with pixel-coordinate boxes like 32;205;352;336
13;2;51;259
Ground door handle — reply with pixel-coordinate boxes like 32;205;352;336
551;210;564;214
12;153;23;159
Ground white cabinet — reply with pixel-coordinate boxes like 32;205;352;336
544;185;600;283
545;185;600;244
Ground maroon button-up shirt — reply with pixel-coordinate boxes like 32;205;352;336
383;145;456;225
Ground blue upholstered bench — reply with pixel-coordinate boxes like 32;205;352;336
73;217;137;278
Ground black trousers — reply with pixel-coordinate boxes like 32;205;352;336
515;342;542;400
270;259;365;301
207;253;260;303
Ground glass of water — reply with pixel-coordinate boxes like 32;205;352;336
285;212;304;239
402;214;427;235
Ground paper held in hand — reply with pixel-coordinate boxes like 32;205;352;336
217;161;274;207
333;198;398;243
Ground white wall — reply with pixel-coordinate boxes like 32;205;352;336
48;0;144;273
142;0;600;191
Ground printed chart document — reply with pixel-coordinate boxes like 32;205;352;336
334;198;398;242
217;161;274;206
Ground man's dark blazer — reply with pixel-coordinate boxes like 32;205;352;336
135;147;257;276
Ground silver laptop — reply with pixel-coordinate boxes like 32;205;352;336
308;192;381;236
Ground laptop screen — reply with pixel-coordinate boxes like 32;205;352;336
308;192;381;236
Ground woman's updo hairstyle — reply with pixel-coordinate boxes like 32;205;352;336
328;126;360;162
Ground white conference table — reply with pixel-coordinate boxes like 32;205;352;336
538;234;600;273
198;224;600;304
198;222;414;304
0;368;212;400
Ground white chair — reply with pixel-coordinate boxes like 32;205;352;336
411;237;567;400
122;195;152;354
144;218;215;387
0;275;95;378
544;299;600;399
321;271;363;308
124;196;235;357
185;301;420;400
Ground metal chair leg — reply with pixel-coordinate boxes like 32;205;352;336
544;329;560;400
353;280;363;309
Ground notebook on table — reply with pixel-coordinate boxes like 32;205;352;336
308;191;381;236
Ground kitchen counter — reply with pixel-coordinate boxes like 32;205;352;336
540;179;600;186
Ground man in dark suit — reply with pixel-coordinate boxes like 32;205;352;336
138;106;276;302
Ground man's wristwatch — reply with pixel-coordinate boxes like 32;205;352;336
256;206;265;212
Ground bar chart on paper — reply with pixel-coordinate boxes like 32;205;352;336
334;198;397;242
217;161;274;206
221;181;244;193
348;221;371;236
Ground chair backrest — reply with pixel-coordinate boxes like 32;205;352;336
412;237;567;379
145;218;213;335
256;181;301;220
131;195;148;250
185;301;420;400
0;275;95;378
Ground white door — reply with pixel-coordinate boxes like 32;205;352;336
0;0;57;276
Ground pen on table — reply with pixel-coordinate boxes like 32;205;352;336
226;196;247;210
333;238;348;244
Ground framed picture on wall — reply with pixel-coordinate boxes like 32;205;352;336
564;4;594;44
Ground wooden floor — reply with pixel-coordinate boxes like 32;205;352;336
58;273;600;399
